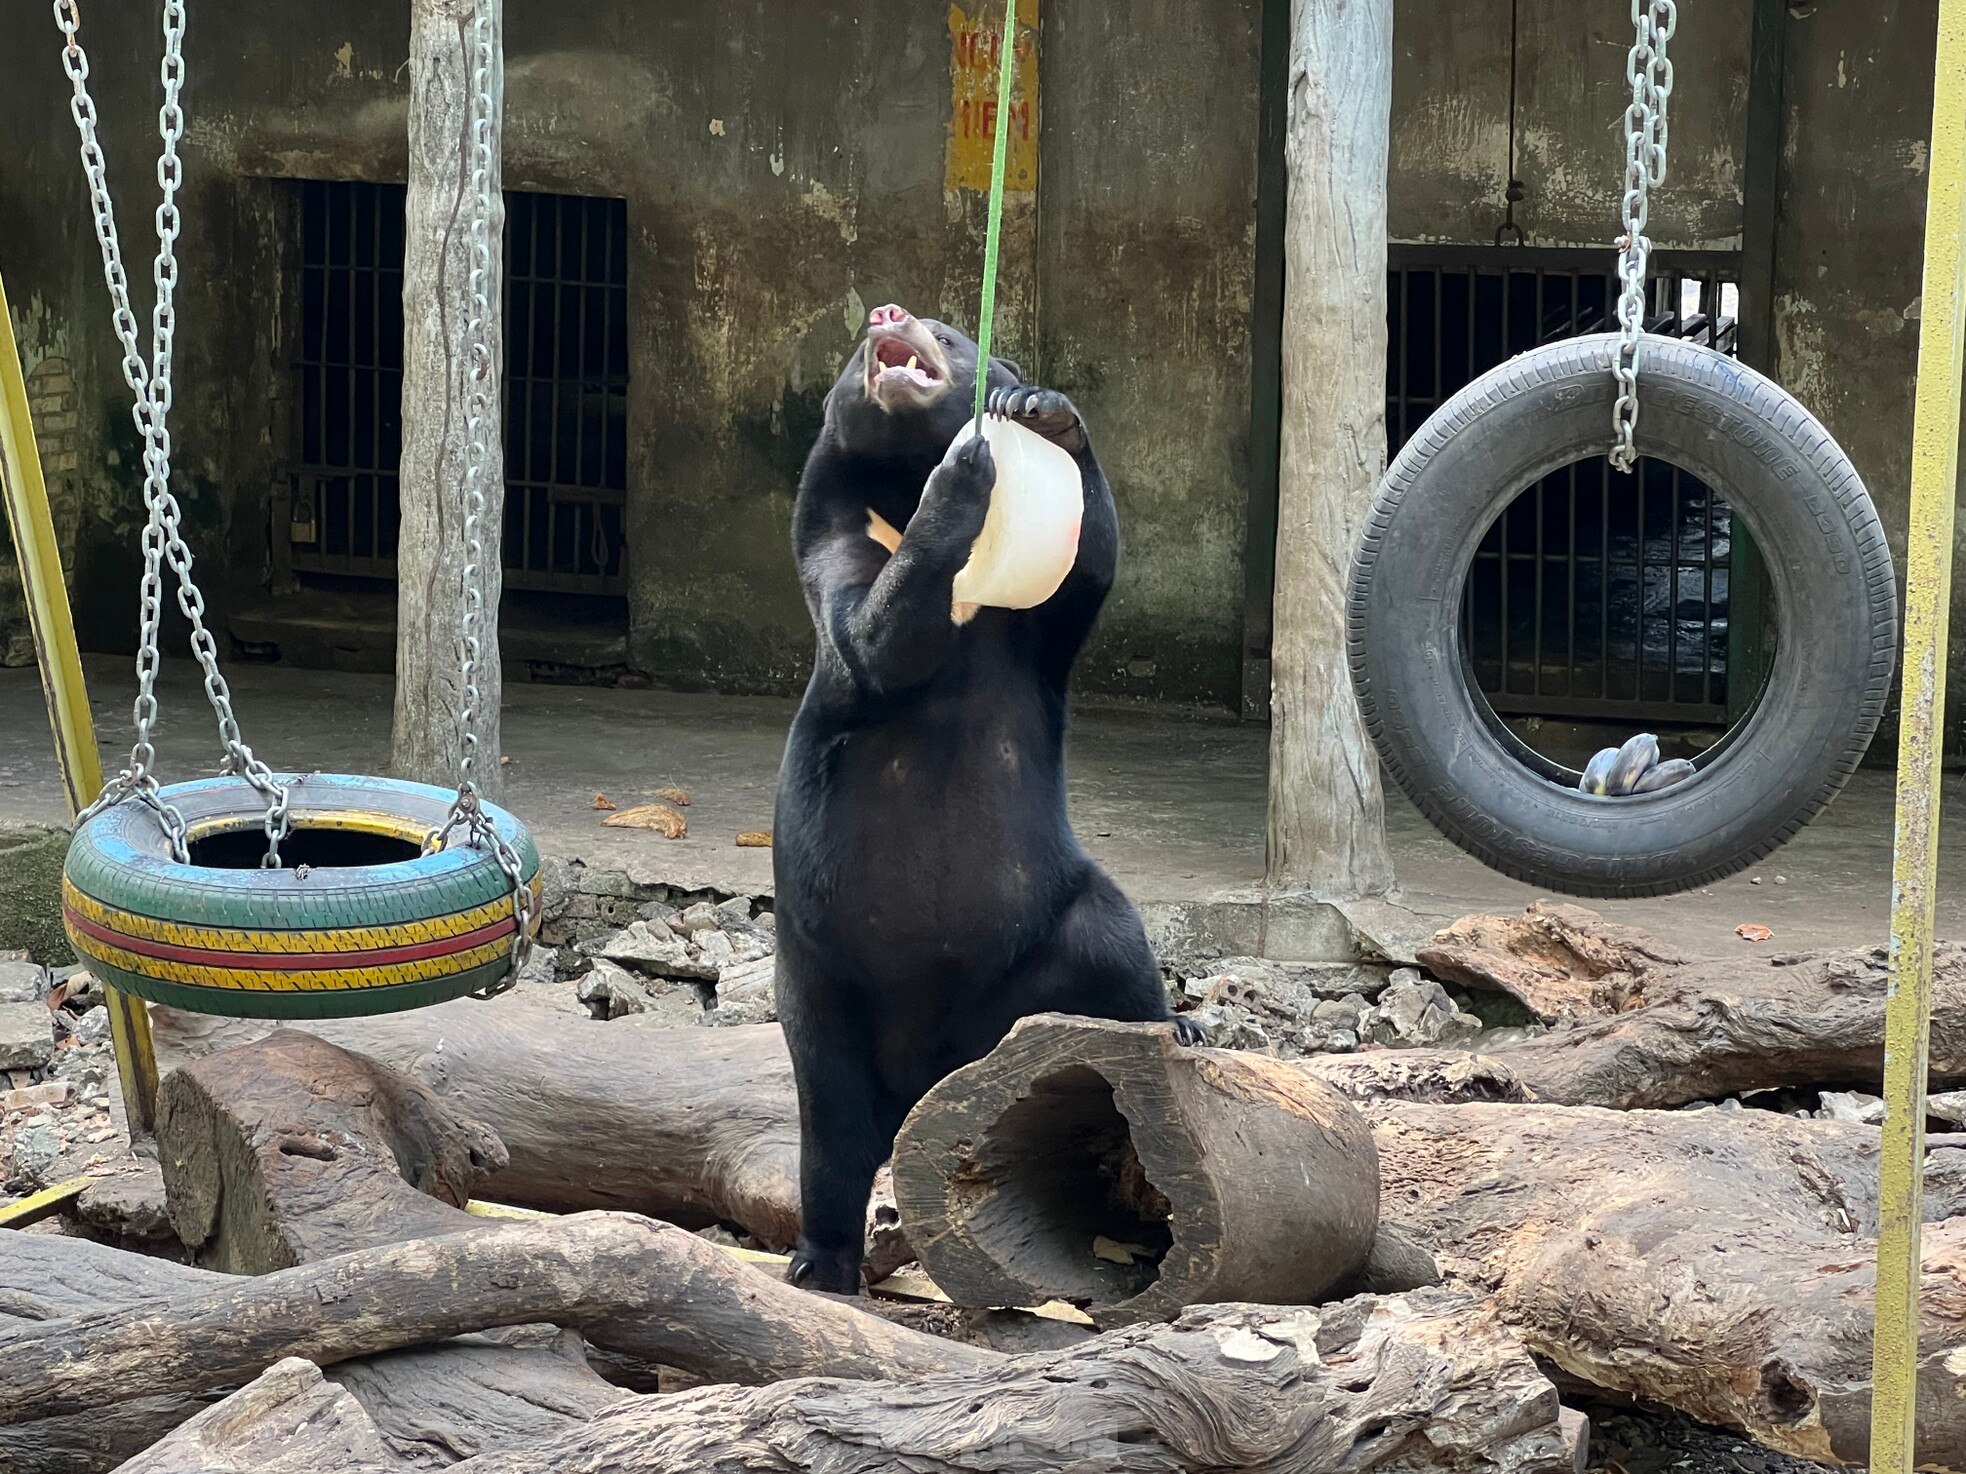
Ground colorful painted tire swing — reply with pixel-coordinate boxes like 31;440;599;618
52;0;539;1020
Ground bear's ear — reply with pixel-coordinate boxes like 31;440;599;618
988;355;1022;384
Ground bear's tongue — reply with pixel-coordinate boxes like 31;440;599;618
875;338;924;376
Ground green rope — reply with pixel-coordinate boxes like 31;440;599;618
973;0;1019;425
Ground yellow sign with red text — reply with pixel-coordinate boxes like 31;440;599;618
946;1;1039;193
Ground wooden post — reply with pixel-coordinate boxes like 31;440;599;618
393;0;506;797
1264;0;1396;897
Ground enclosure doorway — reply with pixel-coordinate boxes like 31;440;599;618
279;179;630;600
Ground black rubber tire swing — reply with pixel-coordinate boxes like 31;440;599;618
1347;333;1898;899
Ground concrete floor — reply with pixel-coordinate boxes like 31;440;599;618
0;655;1946;958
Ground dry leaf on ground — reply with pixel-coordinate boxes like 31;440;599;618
651;786;693;807
592;793;617;811
603;804;688;838
735;830;773;848
1735;923;1773;943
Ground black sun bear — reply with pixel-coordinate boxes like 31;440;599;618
772;303;1197;1295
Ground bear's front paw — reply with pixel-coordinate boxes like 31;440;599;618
987;385;1086;451
935;430;998;500
1172;1014;1205;1047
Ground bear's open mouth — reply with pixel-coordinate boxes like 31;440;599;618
865;327;948;405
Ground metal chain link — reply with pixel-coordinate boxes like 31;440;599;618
426;0;535;993
55;0;291;866
1611;0;1676;473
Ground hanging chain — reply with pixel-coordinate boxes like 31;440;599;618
425;0;535;993
55;0;291;866
1611;0;1676;473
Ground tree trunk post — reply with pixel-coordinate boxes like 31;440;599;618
393;0;505;797
1265;0;1395;898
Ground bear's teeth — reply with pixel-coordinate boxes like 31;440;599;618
907;356;919;373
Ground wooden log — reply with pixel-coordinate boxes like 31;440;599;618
157;1028;509;1272
1298;1047;1534;1104
1369;1099;1966;1466
0;1233;624;1474
321;1328;630;1467
113;1351;629;1474
150;997;808;1247
394;0;507;792
0;1232;223;1474
152;1029;632;1467
114;1296;1585;1474
115;1358;406;1474
1331;938;1966;1110
1415;901;1684;1023
152;927;1966;1224
892;1014;1380;1324
0;1212;992;1425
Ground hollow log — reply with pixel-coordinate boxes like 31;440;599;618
0;1211;992;1426
1369;1099;1966;1467
115;1295;1586;1474
149;996;807;1244
892;1014;1380;1323
157;1028;509;1272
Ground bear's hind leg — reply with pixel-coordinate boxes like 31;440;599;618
781;972;909;1295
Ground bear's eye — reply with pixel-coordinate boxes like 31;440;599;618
936;334;952;346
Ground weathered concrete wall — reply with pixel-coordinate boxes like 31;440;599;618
1036;0;1259;706
1772;0;1939;753
6;0;1936;739
1389;0;1750;248
0;0;1257;709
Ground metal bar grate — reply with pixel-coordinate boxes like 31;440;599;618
1392;246;1745;726
287;180;628;595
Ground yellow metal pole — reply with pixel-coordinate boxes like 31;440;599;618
0;270;160;1141
0;279;101;815
1871;3;1966;1467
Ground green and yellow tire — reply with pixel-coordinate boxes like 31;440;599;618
63;773;542;1020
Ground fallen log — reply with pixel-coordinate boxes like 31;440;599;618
0;1211;992;1425
149;995;808;1244
115;1295;1586;1474
1306;934;1966;1110
0;1231;224;1474
1415;900;1683;1023
320;1328;630;1467
0;1233;624;1474
117;1358;400;1474
159;922;1966;1131
148;1030;633;1468
893;1014;1380;1323
157;1028;509;1272
1369;1098;1966;1467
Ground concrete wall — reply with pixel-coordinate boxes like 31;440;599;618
1772;0;1940;752
0;0;1257;710
1389;0;1750;248
1;0;1945;736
